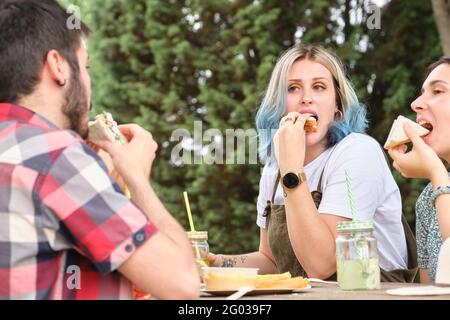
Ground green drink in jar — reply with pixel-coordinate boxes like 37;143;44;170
336;221;381;290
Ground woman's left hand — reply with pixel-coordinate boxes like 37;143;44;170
273;112;310;175
388;123;445;180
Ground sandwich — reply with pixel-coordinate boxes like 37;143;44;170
87;112;130;198
383;115;430;149
88;112;128;146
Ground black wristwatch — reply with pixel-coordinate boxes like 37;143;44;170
282;172;307;189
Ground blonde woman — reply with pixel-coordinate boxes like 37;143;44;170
210;45;412;281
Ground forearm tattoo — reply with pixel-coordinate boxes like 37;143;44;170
221;257;237;267
220;255;248;267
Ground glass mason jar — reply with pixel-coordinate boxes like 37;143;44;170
336;220;380;290
187;231;210;280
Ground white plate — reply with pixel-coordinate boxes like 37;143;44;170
292;285;313;292
386;286;450;296
201;285;312;296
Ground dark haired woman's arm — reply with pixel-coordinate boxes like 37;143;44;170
389;123;450;240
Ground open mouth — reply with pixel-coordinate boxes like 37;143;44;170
418;120;433;132
300;111;318;132
299;110;319;122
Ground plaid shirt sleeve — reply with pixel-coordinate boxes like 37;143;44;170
38;141;158;274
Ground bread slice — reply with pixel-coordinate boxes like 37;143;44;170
383;115;430;149
256;272;292;283
88;112;127;145
256;275;309;289
305;116;318;132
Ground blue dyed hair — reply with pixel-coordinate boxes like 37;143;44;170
256;45;368;164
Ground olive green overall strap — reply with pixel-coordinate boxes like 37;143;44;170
271;173;281;203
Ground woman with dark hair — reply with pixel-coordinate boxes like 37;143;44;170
210;45;411;280
389;56;450;283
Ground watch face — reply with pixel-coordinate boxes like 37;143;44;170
282;172;299;189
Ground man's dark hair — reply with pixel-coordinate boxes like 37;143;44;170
0;0;90;103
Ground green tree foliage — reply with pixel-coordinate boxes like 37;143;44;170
85;0;321;254
68;0;442;253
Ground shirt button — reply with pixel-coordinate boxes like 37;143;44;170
125;244;133;253
134;231;146;245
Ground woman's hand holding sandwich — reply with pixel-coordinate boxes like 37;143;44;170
274;111;308;175
388;123;446;182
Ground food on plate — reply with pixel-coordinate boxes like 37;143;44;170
255;272;309;289
383;115;430;149
202;267;258;291
255;271;292;283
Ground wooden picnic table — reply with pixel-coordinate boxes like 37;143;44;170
200;282;450;300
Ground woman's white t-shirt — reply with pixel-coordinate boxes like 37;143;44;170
256;133;408;271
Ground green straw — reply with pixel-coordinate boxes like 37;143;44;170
345;170;365;262
344;170;357;221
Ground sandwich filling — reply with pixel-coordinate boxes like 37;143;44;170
88;112;127;145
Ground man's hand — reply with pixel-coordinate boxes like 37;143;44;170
97;124;158;189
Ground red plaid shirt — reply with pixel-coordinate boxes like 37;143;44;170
0;103;158;299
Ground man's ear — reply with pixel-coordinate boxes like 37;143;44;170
45;50;69;86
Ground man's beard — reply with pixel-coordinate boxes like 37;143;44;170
62;67;91;139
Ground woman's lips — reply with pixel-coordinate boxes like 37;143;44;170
299;109;318;118
422;132;432;145
416;119;433;144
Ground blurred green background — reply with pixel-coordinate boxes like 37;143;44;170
61;0;449;254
